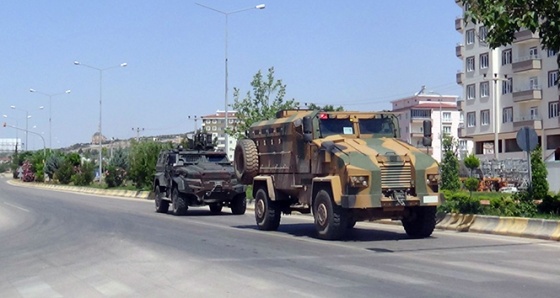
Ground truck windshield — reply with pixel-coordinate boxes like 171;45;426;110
319;118;354;137
359;118;395;137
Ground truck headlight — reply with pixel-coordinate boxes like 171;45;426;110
350;176;369;187
426;174;439;184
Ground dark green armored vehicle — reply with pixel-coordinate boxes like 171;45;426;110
153;133;247;215
234;109;441;240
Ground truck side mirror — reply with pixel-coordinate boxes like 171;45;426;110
303;116;313;142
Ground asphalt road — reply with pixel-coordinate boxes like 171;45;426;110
1;179;559;298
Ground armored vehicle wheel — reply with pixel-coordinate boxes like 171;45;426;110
171;187;187;216
313;189;347;240
230;195;247;215
254;188;280;230
401;206;436;238
234;139;259;184
154;186;169;213
209;204;223;214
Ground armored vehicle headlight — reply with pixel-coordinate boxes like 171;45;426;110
426;174;439;183
350;176;369;187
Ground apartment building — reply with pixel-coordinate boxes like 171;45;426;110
455;1;560;160
201;110;239;161
392;93;472;162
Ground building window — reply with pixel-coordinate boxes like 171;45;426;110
466;84;476;100
549;101;560;118
480;53;489;69
530;106;539;119
479;26;487;42
212;126;217;131
467;112;476;127
502;49;512;65
411;109;431;118
548;70;558;87
481;110;490;126
480;81;489;97
548;101;559;118
442;112;451;121
548;49;557;57
529;47;539;59
460;113;464;123
466;56;475;72
466;29;475;45
502;78;513;94
459;140;468;151
443;126;452;135
503;107;513;123
530;76;539;90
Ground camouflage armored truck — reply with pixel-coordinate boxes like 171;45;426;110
153;133;247;215
234;109;440;240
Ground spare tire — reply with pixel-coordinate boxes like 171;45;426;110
234;139;259;184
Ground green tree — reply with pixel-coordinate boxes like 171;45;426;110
463;1;560;67
530;145;549;199
305;103;344;111
463;153;480;177
441;135;461;191
229;67;299;139
45;152;65;180
72;161;95;186
128;140;171;190
465;177;480;198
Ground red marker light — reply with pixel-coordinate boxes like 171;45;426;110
319;113;328;120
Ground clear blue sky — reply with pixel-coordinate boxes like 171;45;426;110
0;0;462;149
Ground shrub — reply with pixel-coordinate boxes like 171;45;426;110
55;162;74;185
537;194;560;215
105;165;127;188
71;161;95;186
438;191;481;214
21;160;35;182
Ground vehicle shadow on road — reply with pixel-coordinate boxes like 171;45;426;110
235;223;423;242
163;209;237;217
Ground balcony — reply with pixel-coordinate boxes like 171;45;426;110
514;29;539;43
455;17;463;31
456;71;464;84
457;99;464;111
512;87;542;103
513;116;542;130
458;125;470;138
512;56;542;73
455;43;464;58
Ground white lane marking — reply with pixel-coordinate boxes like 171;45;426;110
4;202;30;212
445;261;557;281
12;276;62;298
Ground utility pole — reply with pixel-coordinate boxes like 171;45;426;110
132;127;145;141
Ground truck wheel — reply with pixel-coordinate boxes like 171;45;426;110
171;187;187;216
154;186;169;213
254;188;280;230
209;204;223;214
234;139;259;184
230;195;247;215
313;189;347;240
401;206;436;238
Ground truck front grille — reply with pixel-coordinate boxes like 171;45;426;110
380;164;412;189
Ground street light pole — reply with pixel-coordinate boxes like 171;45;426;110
196;3;265;157
429;91;444;163
9;106;32;151
74;61;127;181
29;88;71;148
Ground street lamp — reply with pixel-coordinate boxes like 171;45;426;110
9;106;32;151
196;2;265;158
2;115;19;148
429;91;444;163
29;88;71;148
74;61;127;181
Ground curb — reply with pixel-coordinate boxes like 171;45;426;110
7;178;150;199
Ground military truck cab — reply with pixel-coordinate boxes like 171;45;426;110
234;109;441;240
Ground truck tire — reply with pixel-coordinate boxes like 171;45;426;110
209;204;222;214
401;206;436;238
234;139;259;184
172;187;187;216
154;186;169;213
254;188;280;230
230;195;247;215
313;189;347;240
